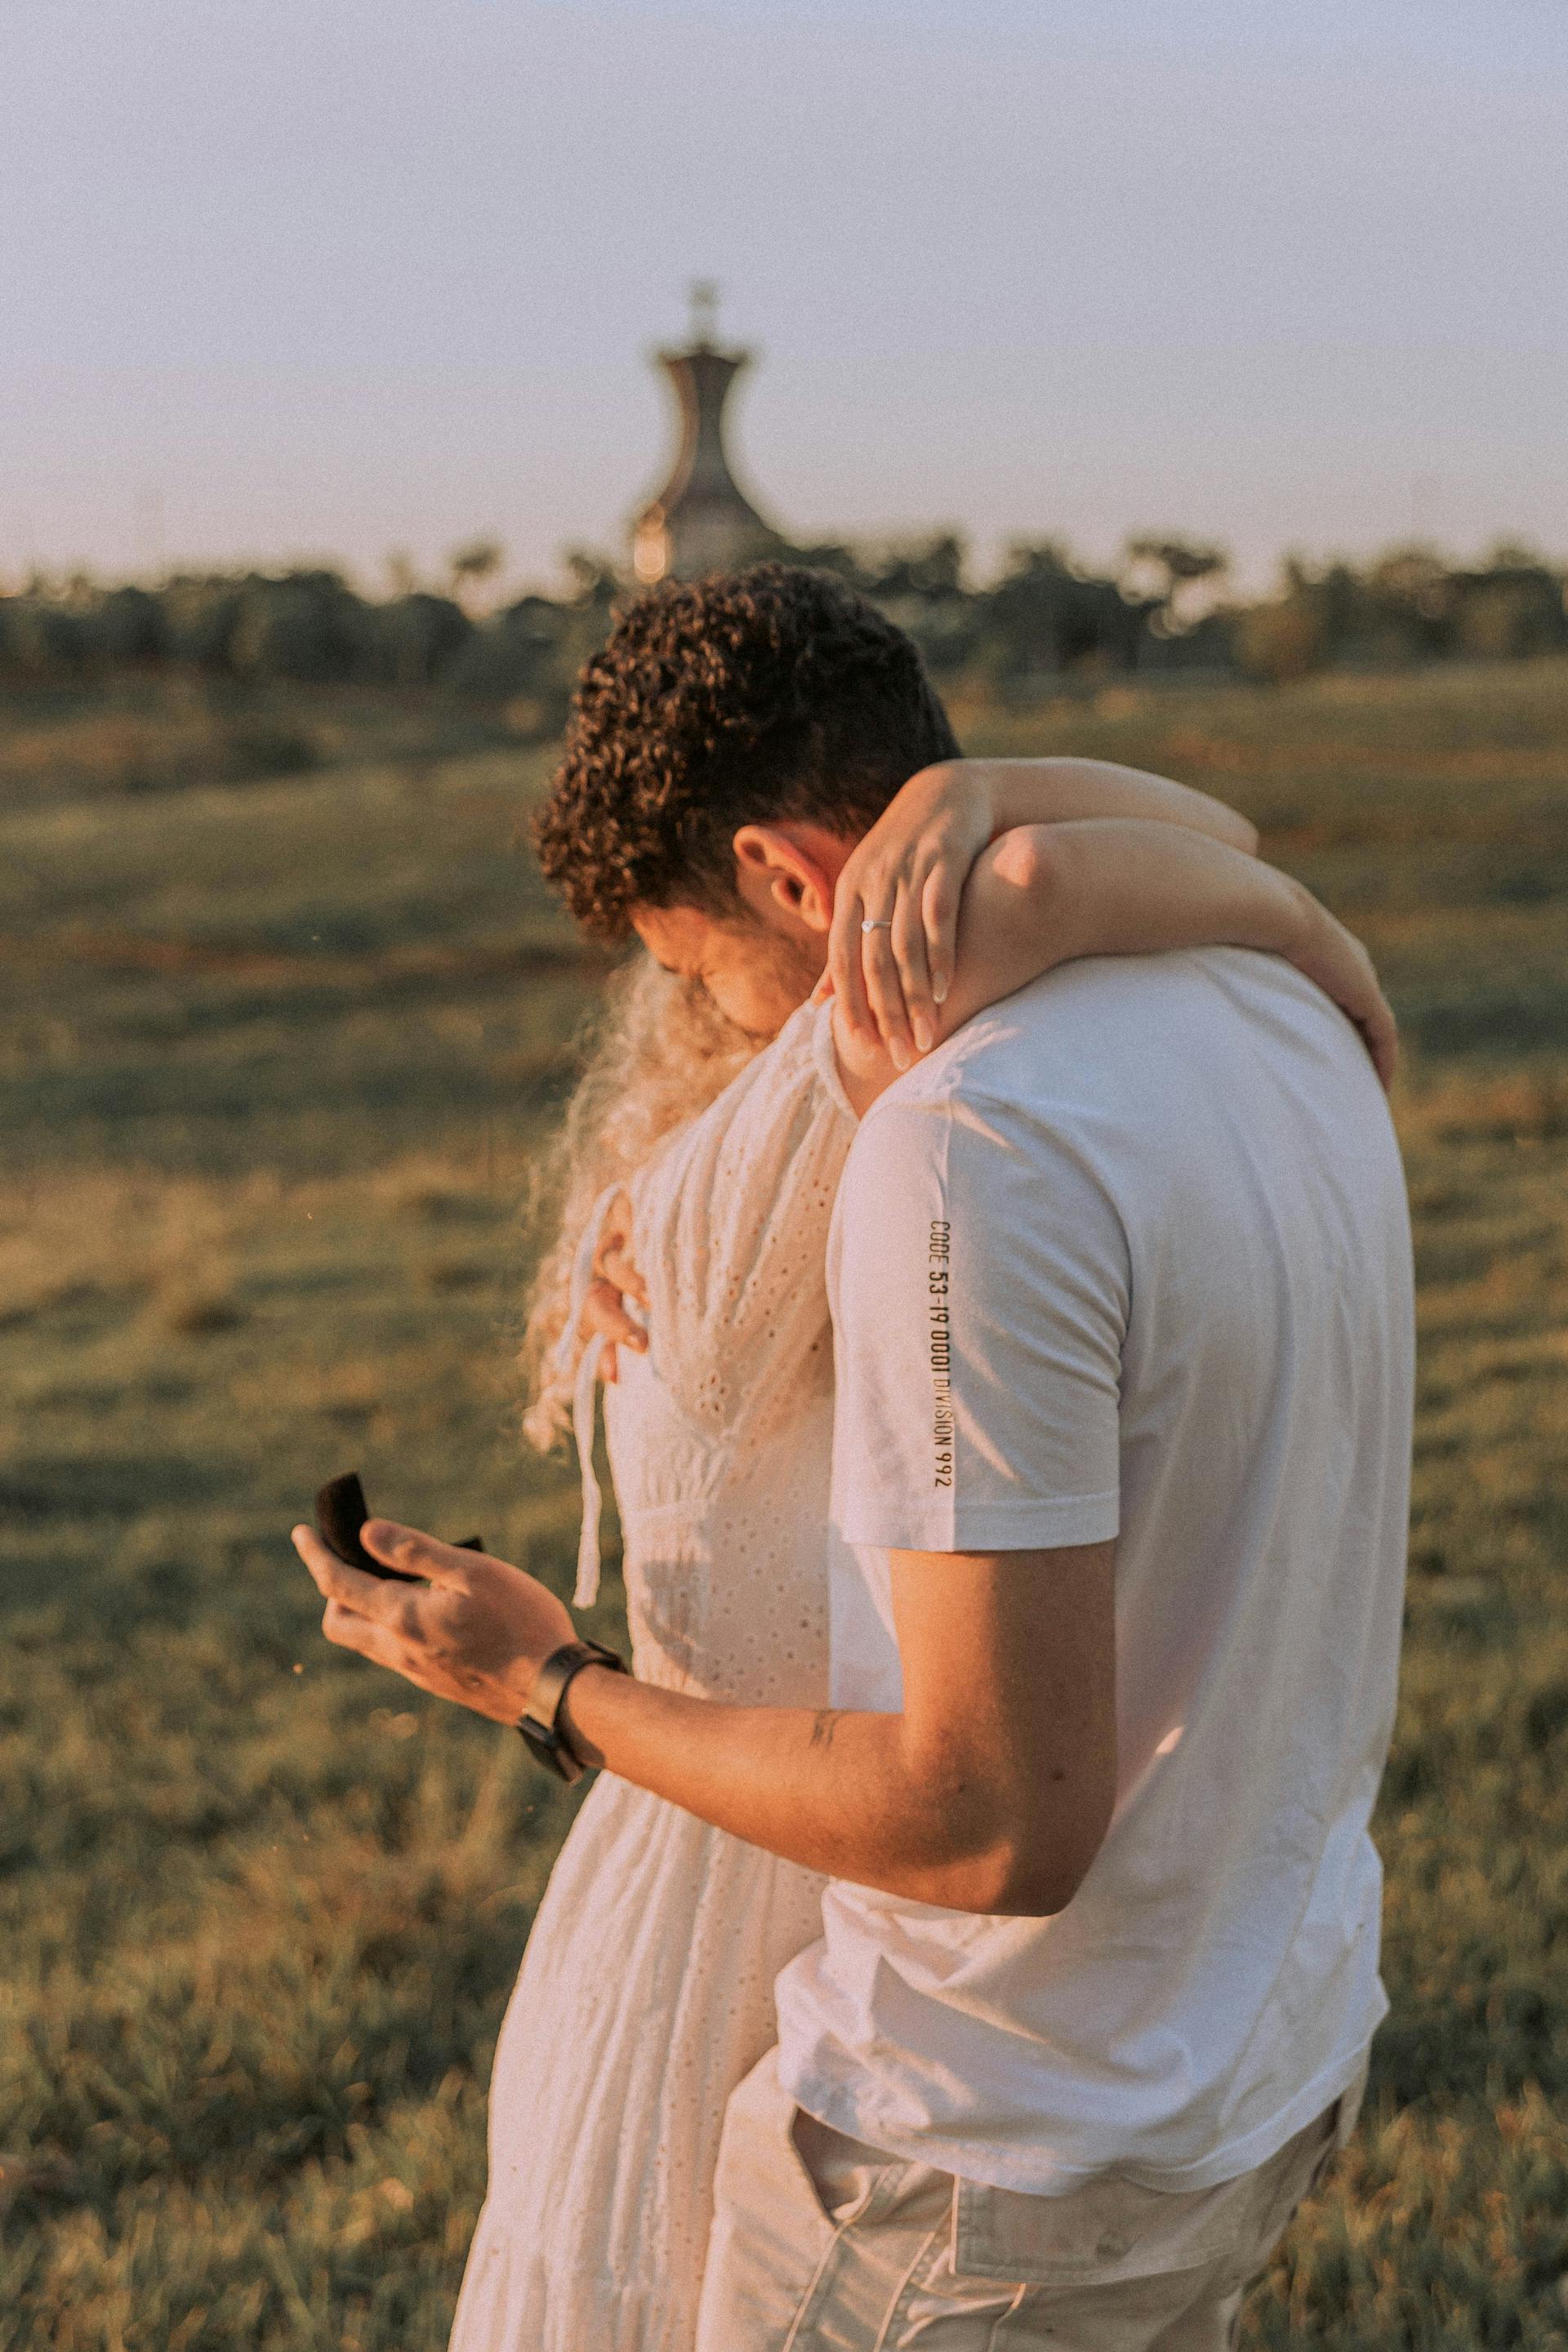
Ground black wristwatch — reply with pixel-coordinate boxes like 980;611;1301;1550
517;1638;627;1784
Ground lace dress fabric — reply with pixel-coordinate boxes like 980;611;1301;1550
450;1000;854;2352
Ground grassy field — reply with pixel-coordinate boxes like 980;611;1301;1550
1;661;1566;2349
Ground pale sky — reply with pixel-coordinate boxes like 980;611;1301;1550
2;0;1564;597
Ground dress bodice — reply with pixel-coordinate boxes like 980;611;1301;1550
568;999;855;1704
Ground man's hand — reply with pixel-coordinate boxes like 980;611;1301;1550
292;1519;574;1724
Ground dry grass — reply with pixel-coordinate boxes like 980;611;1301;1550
2;666;1566;2346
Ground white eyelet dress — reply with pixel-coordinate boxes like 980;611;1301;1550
450;1000;856;2352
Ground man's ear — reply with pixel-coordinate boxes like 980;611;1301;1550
733;823;837;935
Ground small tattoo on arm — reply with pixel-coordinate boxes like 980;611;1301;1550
808;1709;846;1751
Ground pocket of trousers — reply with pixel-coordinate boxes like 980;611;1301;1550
790;2108;926;2234
951;2102;1343;2292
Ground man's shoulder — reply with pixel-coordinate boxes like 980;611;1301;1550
862;955;1199;1120
844;961;1139;1174
855;948;1380;1168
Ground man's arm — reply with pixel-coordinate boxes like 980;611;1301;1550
294;1050;1129;1919
564;1539;1116;1914
294;1525;1117;1918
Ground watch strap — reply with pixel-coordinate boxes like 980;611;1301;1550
517;1637;626;1783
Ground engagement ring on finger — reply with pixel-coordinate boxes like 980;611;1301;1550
861;917;893;933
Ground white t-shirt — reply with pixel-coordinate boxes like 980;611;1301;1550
774;948;1414;2196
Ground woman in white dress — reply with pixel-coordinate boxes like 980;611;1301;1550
448;757;1393;2352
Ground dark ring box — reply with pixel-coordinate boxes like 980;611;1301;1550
314;1470;483;1581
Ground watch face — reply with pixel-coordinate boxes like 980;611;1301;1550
519;1716;582;1785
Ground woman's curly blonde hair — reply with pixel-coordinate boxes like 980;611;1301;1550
518;954;758;1450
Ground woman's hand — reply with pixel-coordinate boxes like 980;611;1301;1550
577;1189;648;1383
1285;889;1399;1090
826;755;1260;1067
827;762;996;1067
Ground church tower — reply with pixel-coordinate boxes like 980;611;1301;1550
631;285;784;585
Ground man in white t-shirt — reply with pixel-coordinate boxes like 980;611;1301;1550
776;940;1413;2198
685;939;1410;2346
297;569;1414;2347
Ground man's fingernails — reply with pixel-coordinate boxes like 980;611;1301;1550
932;978;950;1005
890;1040;911;1072
912;1016;933;1054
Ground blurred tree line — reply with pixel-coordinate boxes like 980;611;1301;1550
2;535;1564;724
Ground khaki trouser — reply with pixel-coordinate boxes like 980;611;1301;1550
695;2047;1367;2351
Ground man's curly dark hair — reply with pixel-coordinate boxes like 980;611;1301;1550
533;564;960;940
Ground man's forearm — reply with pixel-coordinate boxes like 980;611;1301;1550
296;1522;1116;1918
559;1670;1052;1913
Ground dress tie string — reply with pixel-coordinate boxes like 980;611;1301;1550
552;1184;626;1610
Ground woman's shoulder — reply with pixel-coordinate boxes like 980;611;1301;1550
635;996;852;1198
752;995;856;1121
626;994;850;1425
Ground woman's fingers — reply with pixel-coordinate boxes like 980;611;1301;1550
598;1240;648;1307
921;863;960;1017
834;849;961;1058
1363;998;1400;1092
578;1278;647;1355
1304;911;1397;1095
581;1183;647;1385
829;887;875;1041
1330;951;1398;1093
861;915;915;1067
591;1192;639;1281
890;882;937;1054
586;1189;648;1351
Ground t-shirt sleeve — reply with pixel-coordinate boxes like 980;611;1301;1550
828;1090;1128;1554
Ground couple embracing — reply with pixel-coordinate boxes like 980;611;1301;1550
294;564;1413;2351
